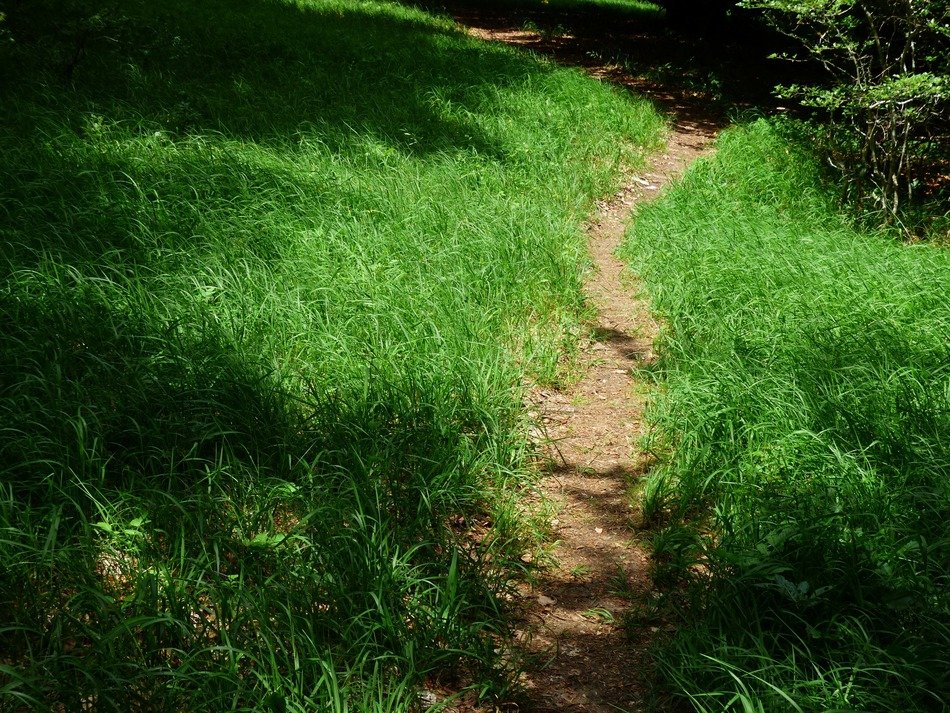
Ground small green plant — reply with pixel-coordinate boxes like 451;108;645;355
609;564;638;599
521;19;568;40
621;594;663;630
582;607;615;623
648;523;704;589
569;564;592;579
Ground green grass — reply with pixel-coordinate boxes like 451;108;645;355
622;119;950;710
522;0;663;14
0;0;664;708
427;0;664;16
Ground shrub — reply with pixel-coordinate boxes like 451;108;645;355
740;0;950;229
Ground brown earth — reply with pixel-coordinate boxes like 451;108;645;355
439;4;722;712
510;152;714;713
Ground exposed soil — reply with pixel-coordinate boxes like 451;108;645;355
444;5;722;711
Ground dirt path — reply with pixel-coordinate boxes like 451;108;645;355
449;6;721;712
513;152;713;713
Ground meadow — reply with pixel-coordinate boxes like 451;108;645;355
623;120;950;711
0;0;665;708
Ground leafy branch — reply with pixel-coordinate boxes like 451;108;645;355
742;0;949;230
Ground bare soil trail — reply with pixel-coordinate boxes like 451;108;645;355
445;4;722;711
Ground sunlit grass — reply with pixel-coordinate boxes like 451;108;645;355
0;0;664;708
623;119;950;711
533;0;664;14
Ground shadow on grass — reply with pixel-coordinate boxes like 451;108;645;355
0;278;508;708
409;0;810;119
0;0;590;536
0;274;489;517
0;0;563;477
2;0;660;268
2;0;554;156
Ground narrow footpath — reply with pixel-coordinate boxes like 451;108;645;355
514;141;713;713
450;6;721;711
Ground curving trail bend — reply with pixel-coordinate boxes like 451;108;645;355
451;5;721;711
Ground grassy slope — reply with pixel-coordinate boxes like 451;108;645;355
0;0;664;709
623;120;950;710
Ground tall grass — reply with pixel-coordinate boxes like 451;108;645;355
0;0;664;708
623;119;950;710
417;0;664;16
476;0;664;14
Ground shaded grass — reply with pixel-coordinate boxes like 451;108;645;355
622;119;950;711
418;0;665;18
542;0;662;11
0;0;664;708
419;0;800;118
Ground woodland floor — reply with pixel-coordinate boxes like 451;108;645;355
442;5;721;711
